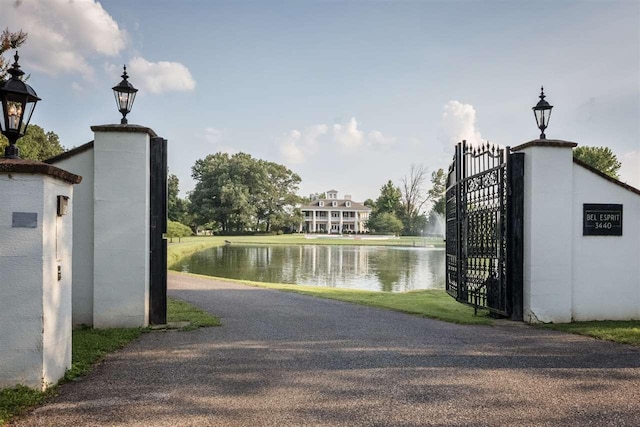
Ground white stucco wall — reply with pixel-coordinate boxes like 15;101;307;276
519;144;574;323
516;140;640;323
92;130;150;328
571;164;640;320
42;177;73;386
52;148;95;325
0;173;73;389
0;174;45;388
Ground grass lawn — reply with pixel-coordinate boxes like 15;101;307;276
167;297;222;329
540;320;640;346
0;297;220;426
180;272;492;326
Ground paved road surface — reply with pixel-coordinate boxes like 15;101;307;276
12;272;640;426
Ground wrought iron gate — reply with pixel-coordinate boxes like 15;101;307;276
445;141;524;319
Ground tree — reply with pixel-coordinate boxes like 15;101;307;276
1;28;28;80
374;180;403;215
167;220;192;242
399;164;429;235
574;146;621;179
253;161;302;232
427;168;447;216
168;173;189;223
190;152;301;233
366;211;404;235
366;181;402;234
0;124;65;161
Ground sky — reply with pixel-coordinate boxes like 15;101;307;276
1;0;638;203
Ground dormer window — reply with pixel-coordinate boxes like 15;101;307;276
332;201;337;207
319;201;324;207
346;201;351;207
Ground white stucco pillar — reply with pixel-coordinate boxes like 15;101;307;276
512;139;576;323
91;125;156;328
0;159;81;390
312;210;316;232
47;143;95;326
339;212;343;233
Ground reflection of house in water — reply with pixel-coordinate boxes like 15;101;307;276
200;244;445;292
301;245;370;286
300;190;371;233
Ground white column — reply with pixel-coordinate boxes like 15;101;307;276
0;163;79;390
355;213;360;232
92;125;154;328
339;211;344;233
312;210;316;232
512;139;576;323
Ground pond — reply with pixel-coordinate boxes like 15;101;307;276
174;245;445;292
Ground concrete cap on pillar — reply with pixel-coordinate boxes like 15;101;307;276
0;158;82;184
90;124;157;138
512;139;578;152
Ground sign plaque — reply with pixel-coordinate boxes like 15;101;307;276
12;212;38;228
583;204;622;236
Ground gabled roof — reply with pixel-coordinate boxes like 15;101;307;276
573;157;640;196
45;141;94;164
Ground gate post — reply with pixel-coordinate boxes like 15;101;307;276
149;137;168;325
91;125;157;328
0;160;81;389
455;141;465;302
511;139;576;323
507;152;524;320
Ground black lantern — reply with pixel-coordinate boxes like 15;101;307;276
112;65;138;124
1;52;41;159
532;86;553;140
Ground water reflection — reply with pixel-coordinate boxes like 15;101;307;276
176;245;445;292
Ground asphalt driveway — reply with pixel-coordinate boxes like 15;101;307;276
12;272;640;426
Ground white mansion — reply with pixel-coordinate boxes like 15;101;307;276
300;190;371;233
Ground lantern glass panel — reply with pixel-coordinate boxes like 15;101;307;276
534;108;550;129
126;91;136;112
543;108;551;128
7;100;23;131
20;99;36;134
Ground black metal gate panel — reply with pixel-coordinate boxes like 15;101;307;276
149;136;168;325
445;141;523;319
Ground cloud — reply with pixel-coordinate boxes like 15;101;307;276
203;127;222;145
4;0;126;79
280;130;304;164
279;124;328;164
438;101;484;147
368;130;396;148
303;124;329;147
619;150;640;188
334;117;364;149
280;119;396;162
126;56;195;94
